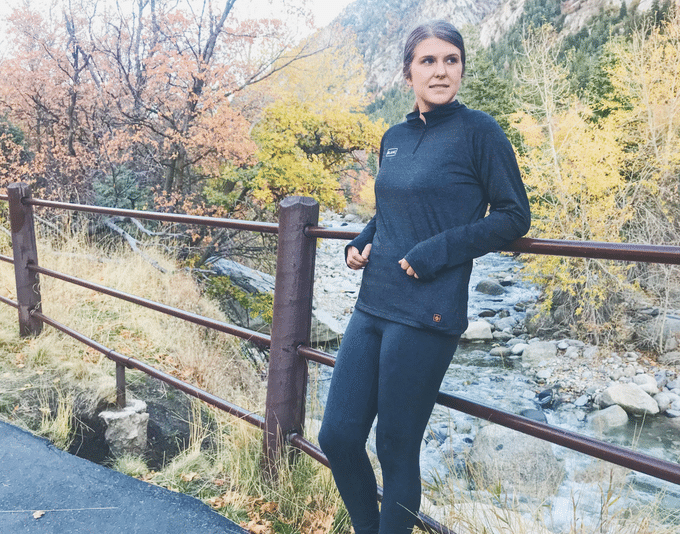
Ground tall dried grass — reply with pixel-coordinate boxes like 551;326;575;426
0;225;351;532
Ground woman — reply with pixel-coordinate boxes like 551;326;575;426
318;20;531;534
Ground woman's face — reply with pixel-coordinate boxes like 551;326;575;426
407;37;463;114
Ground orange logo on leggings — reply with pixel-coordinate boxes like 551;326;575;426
433;314;442;323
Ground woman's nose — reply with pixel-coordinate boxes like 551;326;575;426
434;60;446;76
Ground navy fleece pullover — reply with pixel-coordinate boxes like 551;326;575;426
348;101;531;335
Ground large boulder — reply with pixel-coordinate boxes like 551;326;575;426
632;374;659;395
206;257;342;344
467;424;564;500
640;315;680;352
597;383;660;417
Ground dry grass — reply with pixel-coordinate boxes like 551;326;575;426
0;227;263;415
417;447;680;534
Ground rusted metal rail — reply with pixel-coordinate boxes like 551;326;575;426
27;263;271;347
23;197;279;233
297;343;680;487
30;308;265;429
0;295;18;309
306;226;680;265
505;237;680;265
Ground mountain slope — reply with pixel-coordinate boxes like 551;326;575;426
334;0;503;88
333;0;669;90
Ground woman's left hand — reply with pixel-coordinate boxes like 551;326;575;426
398;258;419;279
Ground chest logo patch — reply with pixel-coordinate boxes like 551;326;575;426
385;147;398;158
433;314;442;323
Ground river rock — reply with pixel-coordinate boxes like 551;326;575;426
520;408;547;422
468;424;564;499
461;320;493;341
475;279;506;296
522;341;558;367
597;383;660;416
489;346;512;357
574;394;589;407
493;331;514;342
494;316;517;332
654;391;676;413
588;405;629;433
536;369;552;380
632;374;659;395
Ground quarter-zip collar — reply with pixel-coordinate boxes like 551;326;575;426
405;100;464;154
406;100;464;127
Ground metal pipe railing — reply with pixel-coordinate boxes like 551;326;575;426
31;308;265;429
297;343;680;487
0;295;18;308
305;226;680;265
28;263;271;347
23;197;280;234
3;187;680;533
504;237;680;265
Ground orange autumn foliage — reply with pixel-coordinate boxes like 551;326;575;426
0;0;312;202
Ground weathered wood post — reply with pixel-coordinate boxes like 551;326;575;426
263;196;318;475
7;183;43;336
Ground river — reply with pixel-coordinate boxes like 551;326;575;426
308;215;680;533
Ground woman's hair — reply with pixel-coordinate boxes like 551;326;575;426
402;20;466;80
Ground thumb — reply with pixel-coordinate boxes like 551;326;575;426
362;243;372;259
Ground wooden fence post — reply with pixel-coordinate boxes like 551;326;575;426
263;196;318;474
7;183;43;337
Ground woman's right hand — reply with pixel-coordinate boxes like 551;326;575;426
346;244;372;270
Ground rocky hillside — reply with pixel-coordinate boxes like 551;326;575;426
332;0;662;90
334;0;503;88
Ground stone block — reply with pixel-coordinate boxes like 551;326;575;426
100;399;149;457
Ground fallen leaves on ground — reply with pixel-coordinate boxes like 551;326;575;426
213;493;340;534
180;471;200;482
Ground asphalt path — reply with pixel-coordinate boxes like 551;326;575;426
0;420;247;534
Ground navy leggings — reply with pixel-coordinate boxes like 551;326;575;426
318;309;460;534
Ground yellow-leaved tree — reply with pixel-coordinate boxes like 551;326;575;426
512;25;631;340
247;28;384;211
602;12;680;347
